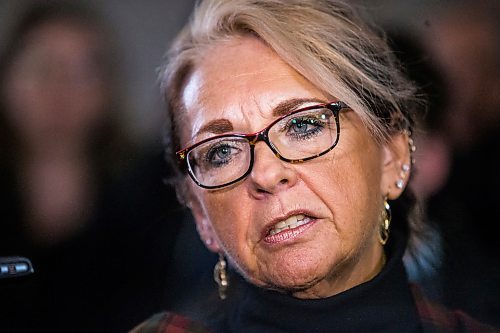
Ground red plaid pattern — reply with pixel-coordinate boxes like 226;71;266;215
130;312;212;333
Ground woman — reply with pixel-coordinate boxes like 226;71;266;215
0;3;126;331
134;0;498;332
0;3;181;332
0;1;125;244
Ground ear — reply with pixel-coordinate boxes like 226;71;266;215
380;132;412;200
188;194;222;253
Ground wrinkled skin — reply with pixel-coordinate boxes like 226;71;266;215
180;37;409;299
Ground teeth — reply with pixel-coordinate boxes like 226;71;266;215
268;214;309;236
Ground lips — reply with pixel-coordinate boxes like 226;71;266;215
263;212;317;244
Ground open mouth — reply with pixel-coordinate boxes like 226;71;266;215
264;214;316;244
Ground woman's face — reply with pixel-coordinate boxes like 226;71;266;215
3;20;110;145
180;37;406;298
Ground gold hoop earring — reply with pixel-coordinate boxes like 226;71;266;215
214;253;228;300
379;200;391;245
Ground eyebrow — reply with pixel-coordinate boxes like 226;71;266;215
195;97;328;138
272;97;327;117
195;119;234;138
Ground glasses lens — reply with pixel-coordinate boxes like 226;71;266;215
268;106;338;160
187;136;251;187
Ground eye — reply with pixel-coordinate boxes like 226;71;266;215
289;117;320;134
205;142;241;167
282;110;332;141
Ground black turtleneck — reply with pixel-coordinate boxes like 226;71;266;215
210;231;423;333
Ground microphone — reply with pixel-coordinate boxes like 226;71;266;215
0;256;34;279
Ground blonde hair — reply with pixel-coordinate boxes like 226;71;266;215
160;0;420;206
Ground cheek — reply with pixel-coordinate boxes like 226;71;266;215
4;77;43;131
305;145;382;243
202;192;251;251
67;84;108;125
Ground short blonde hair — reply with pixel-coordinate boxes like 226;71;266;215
160;0;419;204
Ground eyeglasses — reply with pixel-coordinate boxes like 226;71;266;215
176;101;348;189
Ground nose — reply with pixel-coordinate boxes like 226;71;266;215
248;142;298;197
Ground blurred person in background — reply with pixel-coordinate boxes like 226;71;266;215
0;2;185;332
420;0;500;327
0;1;126;246
391;0;500;327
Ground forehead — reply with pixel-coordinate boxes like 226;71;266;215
27;20;98;47
180;36;326;143
12;22;102;68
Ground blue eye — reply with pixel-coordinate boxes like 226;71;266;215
205;143;240;167
285;115;327;140
290;118;319;133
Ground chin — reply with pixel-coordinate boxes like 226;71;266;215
258;255;334;294
268;277;323;295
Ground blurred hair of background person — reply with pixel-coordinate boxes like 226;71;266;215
391;0;500;327
0;2;190;332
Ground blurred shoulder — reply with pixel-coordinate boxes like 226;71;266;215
130;312;212;333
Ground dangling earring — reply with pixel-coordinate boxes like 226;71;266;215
378;199;392;245
214;253;228;300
